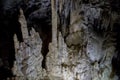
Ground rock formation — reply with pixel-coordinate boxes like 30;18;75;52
12;9;46;80
0;0;120;80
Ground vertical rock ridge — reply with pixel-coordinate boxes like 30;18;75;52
10;0;120;80
12;9;46;80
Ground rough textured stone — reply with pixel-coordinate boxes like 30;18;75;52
11;0;120;80
13;9;46;80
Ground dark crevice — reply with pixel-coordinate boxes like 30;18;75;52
40;24;52;69
26;12;52;70
111;23;120;78
23;0;52;69
28;22;52;69
40;24;51;69
0;8;23;79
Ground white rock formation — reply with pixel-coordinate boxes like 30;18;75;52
13;9;46;80
12;1;118;80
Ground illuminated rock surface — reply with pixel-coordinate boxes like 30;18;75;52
0;0;120;80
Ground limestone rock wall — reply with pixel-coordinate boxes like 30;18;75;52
46;30;116;80
12;0;120;80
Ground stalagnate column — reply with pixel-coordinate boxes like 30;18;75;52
51;0;57;47
46;0;59;79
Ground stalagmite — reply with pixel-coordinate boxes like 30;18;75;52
12;9;45;80
18;9;29;40
11;0;119;80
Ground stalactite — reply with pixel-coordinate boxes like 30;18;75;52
9;0;120;80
